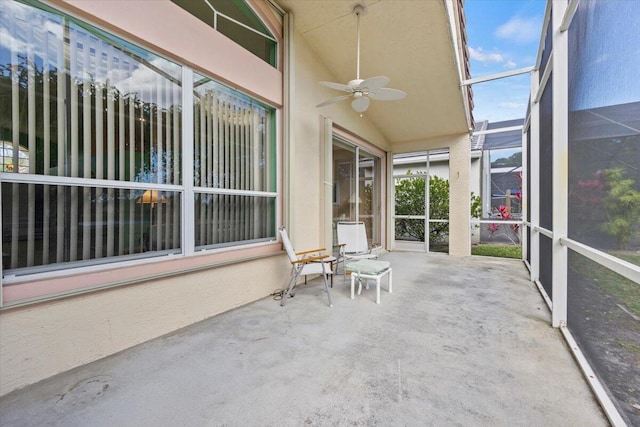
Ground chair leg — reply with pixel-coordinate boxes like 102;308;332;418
281;269;301;307
342;258;349;283
321;263;332;307
329;260;334;288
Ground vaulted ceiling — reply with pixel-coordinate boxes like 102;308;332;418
276;0;472;144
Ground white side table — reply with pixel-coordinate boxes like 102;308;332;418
346;259;392;304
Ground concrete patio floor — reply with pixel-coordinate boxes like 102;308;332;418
0;252;608;426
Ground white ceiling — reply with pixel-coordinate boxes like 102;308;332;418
275;0;471;145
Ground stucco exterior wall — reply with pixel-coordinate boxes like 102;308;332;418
287;26;389;250
448;135;472;256
0;256;289;396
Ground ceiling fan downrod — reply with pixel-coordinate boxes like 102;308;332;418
354;4;364;81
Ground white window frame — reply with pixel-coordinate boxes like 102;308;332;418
0;0;281;305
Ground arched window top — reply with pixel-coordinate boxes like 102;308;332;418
171;0;278;67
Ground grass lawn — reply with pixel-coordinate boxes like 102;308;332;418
569;250;640;317
472;244;522;259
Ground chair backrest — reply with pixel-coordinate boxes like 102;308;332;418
337;222;369;254
279;227;298;263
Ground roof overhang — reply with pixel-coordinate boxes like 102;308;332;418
276;0;473;148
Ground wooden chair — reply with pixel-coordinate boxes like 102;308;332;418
279;227;333;307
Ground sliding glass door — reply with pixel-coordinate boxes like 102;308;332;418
358;149;380;245
332;138;381;248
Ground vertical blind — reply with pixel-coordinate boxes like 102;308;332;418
193;78;276;249
0;1;183;273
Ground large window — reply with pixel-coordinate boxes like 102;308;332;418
0;1;278;282
0;0;183;274
192;75;276;249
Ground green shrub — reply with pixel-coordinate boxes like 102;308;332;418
395;171;481;243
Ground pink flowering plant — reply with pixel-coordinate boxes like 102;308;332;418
485;172;522;245
486;204;521;244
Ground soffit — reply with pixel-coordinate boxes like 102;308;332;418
276;0;470;146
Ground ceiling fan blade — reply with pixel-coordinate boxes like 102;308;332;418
351;96;370;113
368;87;407;101
319;81;353;93
316;94;351;108
358;76;390;92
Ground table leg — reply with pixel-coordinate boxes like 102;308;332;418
350;273;355;299
328;260;334;288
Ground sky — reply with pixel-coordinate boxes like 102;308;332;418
464;0;546;123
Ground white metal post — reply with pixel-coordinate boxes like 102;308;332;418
551;0;569;327
182;67;195;256
425;152;430;253
481;149;491;217
0;180;3;307
530;69;541;286
323;117;334;253
387;152;394;251
521;129;528;263
355;146;360;222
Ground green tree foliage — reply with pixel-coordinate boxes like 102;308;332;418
395;171;481;243
0;60;153;178
491;151;522;168
600;168;640;249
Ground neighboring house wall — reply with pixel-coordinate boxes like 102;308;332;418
393;153;481;197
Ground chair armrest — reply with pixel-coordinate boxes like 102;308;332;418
292;254;329;264
296;248;326;256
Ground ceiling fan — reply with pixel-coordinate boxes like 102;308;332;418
316;3;407;114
